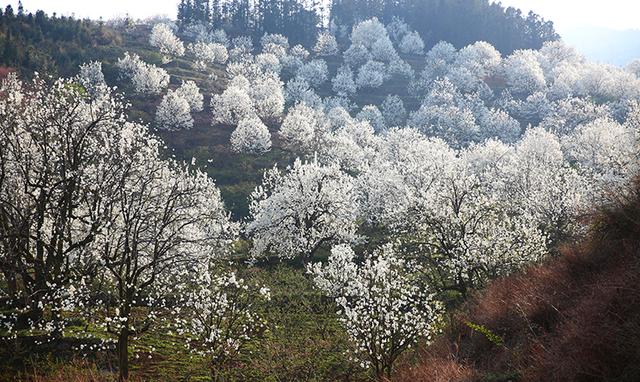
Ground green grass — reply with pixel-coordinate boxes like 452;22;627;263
0;265;370;381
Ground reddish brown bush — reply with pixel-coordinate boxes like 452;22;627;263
0;66;16;80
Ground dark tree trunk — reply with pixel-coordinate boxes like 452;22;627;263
1;268;17;301
118;327;130;381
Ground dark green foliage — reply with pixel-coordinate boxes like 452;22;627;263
0;6;123;77
177;0;321;47
330;0;558;53
176;0;556;56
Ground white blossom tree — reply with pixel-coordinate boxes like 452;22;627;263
256;53;282;76
562;118;639;195
149;23;185;63
351;18;388;50
399;31;424;55
260;33;289;58
344;43;371;67
94;154;237;381
503;49;546;95
156;89;194;130
246;158;359;261
387;57;414;79
284;77;323;109
385;17;410;43
282;44;309;74
403;147;547;294
356;105;386;133
176;80;204;112
411;41;457;94
211;77;256;125
504;127;584;245
177;267;270;382
229;36;254;63
296;59;329;88
0;74;144;338
371;36;398;63
309;244;442;380
230;117;273;154
78;61;107;97
408;103;479;147
0;73;239;382
332;65;357;96
188;42;229;70
250;74;285;121
356;60;387;89
455;41;502;79
314;31;339;56
278;103;325;152
540;97;610;135
381;94;407;127
116;52;170;95
477;107;521;143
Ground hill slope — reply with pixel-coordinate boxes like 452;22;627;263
396;179;640;382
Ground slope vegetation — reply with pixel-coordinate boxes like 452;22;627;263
396;180;640;382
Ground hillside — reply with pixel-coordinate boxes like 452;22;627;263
1;3;640;382
395;179;640;382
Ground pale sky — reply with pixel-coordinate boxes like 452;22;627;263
495;0;640;32
4;1;640;32
3;0;180;20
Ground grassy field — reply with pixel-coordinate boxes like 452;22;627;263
0;262;373;381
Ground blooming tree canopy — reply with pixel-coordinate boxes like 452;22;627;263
230;117;273;154
156;89;194;130
314;31;339;56
149;23;185;62
310;244;442;379
246;158;359;260
116;52;170;94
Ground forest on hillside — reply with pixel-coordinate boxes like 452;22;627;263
0;1;639;381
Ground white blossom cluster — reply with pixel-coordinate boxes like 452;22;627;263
78;61;107;97
149;23;185;63
313;31;339;56
0;74;242;380
3;15;640;380
341;18;418;91
155;80;204;130
309;244;442;378
210;64;285;153
246;157;360;260
116;52;170;94
175;267;270;370
188;41;229;70
254;104;638;290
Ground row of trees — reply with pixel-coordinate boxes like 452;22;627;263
0;74;268;381
176;0;557;53
0;4;120;76
330;0;559;53
177;0;322;47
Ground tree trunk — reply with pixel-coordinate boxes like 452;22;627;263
118;327;130;381
211;369;225;382
1;268;17;300
50;292;65;338
211;362;226;382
